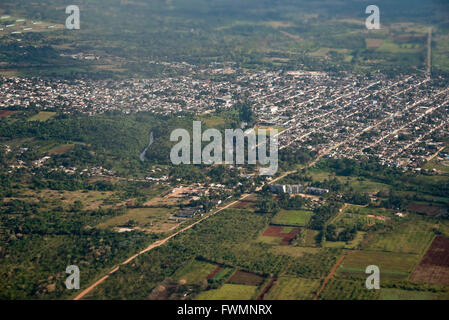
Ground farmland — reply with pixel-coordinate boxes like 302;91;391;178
263;277;320;300
364;220;435;254
338;251;421;280
194;284;259;300
173;260;218;285
272;209;314;227
259;226;301;245
410;236;449;286
27;111;56;122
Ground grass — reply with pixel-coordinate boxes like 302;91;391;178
269;245;320;258
195;284;258;300
27;112;56;122
97;207;175;231
364;220;435;254
319;279;379;300
263;277;320;300
271;209;313;227
380;288;449;300
338;250;421;280
173;260;217;285
257;235;283;245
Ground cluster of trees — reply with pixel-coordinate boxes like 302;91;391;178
325;225;357;242
309;202;343;230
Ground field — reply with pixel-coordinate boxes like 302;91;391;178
271;209;313;227
48;144;75;155
173;260;217;285
194;284;258;300
364;220;435;254
319;279;379;300
338;250;421;280
259;226;301;245
228;270;265;286
27;112;56;122
270;245;320;258
407;203;447;217
263;277;320;300
0;110;16;118
380;288;449;300
410;236;449;286
97;207;180;233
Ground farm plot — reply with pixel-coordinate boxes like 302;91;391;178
319;279;379;300
0;110;16;118
263;277;320;300
407;203;447;217
194;284;258;300
173;260;218;285
228;270;265;286
27;111;56;122
380;288;449;300
258;226;300;245
364;220;435;254
271;209;313;227
410;236;449;286
338;250;420;280
97;207;179;233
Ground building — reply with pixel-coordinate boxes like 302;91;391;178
270;184;303;194
175;207;202;218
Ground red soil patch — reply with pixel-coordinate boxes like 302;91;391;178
206;266;222;281
0;110;16;118
49;144;74;155
410;236;449;286
257;278;276;300
407;203;446;216
233;200;253;208
228;270;265;286
263;226;300;245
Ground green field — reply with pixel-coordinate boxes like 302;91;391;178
365;220;435;254
173;260;217;284
380;288;449;300
272;210;313;226
263;277;319;300
194;284;258;300
27;112;56;122
319;279;379;300
338;250;421;280
97;207;174;230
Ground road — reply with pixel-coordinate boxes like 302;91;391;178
74;169;295;300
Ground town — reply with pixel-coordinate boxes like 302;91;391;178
1;67;448;172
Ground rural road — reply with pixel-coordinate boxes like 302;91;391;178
74;170;294;300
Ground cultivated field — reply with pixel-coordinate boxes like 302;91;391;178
259;226;300;245
364;220;435;254
338;250;421;280
410;236;449;286
27;111;56;122
194;284;258;300
173;260;217;285
228;270;265;286
271;209;313;227
263;277;320;300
